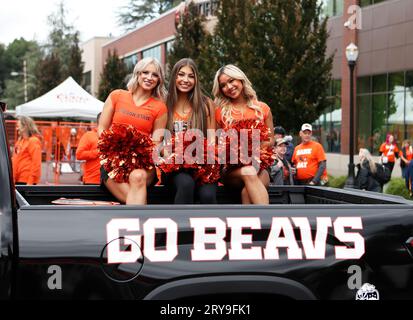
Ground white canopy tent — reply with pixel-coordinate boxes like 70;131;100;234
15;77;104;120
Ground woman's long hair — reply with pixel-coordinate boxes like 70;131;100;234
18;116;40;138
212;64;263;126
127;57;167;101
166;58;209;135
359;148;377;174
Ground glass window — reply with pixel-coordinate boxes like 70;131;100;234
405;85;413;141
332;79;341;96
372;74;387;93
389;72;404;92
360;0;372;6
314;79;341;153
142;45;162;63
357;70;413;155
357;95;372;151
357;76;371;94
360;0;389;7
371;94;388;155
406;71;413;90
320;0;343;17
123;54;138;74
388;91;405;144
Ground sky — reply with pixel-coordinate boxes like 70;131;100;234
0;0;129;46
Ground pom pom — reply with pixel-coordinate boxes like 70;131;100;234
158;132;220;185
98;124;154;183
219;119;275;171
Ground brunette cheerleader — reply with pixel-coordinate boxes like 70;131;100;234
164;58;217;204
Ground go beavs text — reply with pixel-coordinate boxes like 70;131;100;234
106;217;365;263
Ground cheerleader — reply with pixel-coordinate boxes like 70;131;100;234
164;58;217;204
213;65;275;204
98;57;168;204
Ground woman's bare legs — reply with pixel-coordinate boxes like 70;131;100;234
224;166;269;204
104;168;156;204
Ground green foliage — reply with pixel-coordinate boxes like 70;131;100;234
118;0;181;30
188;0;333;131
167;2;212;93
247;0;333;132
98;50;128;101
32;1;84;96
385;178;411;200
66;33;84;84
327;175;347;189
34;53;62;97
0;39;42;108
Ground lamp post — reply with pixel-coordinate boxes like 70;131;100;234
344;43;359;188
11;60;30;103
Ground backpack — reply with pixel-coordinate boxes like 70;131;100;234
373;163;391;184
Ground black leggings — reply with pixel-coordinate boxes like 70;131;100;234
171;172;217;204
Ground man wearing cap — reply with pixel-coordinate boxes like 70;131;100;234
292;123;328;186
270;137;295;185
274;126;294;163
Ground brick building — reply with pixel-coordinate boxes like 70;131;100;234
89;0;413;175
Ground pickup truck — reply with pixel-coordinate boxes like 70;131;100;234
1;105;413;300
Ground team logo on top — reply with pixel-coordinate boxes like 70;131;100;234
355;283;379;300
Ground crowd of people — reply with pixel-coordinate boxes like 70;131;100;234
9;57;412;202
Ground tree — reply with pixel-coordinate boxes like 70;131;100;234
45;1;83;80
34;53;62;97
0;43;7;96
208;0;255;66
98;50;128;101
167;2;214;92
117;0;181;30
66;33;84;84
202;0;333;132
195;0;256;94
246;0;333;132
0;39;42;108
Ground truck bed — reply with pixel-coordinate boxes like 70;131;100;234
15;185;413;207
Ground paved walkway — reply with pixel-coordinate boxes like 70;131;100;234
39;161;84;185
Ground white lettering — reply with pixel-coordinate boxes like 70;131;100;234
227;217;263;260
190;218;227;261
264;217;303;259
292;217;332;259
334;217;365;259
143;218;178;262
106;219;141;264
296;149;312;156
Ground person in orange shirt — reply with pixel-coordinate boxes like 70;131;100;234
379;133;399;175
98;57;168;205
292;123;327;186
213;64;275;205
76;113;101;185
12;116;42;185
164;58;217;204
